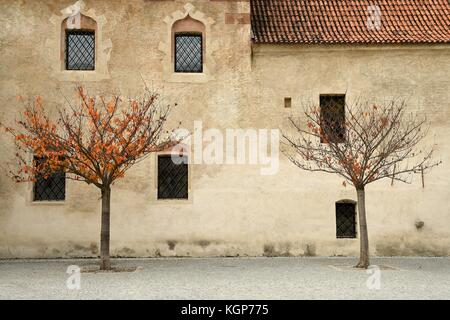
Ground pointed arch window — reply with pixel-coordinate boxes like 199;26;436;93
172;16;205;73
62;13;97;71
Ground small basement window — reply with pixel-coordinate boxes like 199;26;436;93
157;155;189;200
66;30;95;70
336;201;356;238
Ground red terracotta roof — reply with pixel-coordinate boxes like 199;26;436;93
251;0;450;44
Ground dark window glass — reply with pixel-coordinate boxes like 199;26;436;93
320;95;346;143
336;202;357;238
33;158;66;201
175;34;202;73
284;97;292;108
158;155;188;199
66;30;95;70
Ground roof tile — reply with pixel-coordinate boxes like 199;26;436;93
251;0;450;44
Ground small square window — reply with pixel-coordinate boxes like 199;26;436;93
66;30;95;70
157;155;189;200
320;95;346;143
174;34;203;73
33;158;66;201
336;202;357;238
284;97;292;108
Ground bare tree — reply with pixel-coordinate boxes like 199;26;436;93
282;98;440;268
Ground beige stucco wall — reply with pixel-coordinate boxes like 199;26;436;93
251;43;450;257
0;0;449;258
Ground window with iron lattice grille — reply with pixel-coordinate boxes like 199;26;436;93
33;158;66;202
157;155;188;200
320;95;346;143
174;33;203;73
66;30;95;71
336;202;357;238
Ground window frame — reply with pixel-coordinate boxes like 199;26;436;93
319;94;346;144
335;201;357;239
65;29;96;71
174;33;203;74
32;157;66;202
157;154;189;200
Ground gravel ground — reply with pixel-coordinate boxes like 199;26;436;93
0;257;449;300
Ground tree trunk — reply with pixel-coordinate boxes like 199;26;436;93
100;187;111;270
355;187;370;268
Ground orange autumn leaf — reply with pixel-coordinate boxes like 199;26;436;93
107;101;115;114
3;85;178;190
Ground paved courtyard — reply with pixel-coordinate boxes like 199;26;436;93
0;257;449;299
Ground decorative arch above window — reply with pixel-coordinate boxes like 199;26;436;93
47;0;112;81
158;3;216;83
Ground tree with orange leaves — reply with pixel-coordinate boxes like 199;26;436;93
4;86;179;270
282;98;440;268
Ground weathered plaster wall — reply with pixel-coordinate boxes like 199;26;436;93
0;0;449;258
250;44;450;257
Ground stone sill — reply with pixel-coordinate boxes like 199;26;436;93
166;72;209;83
55;70;110;82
